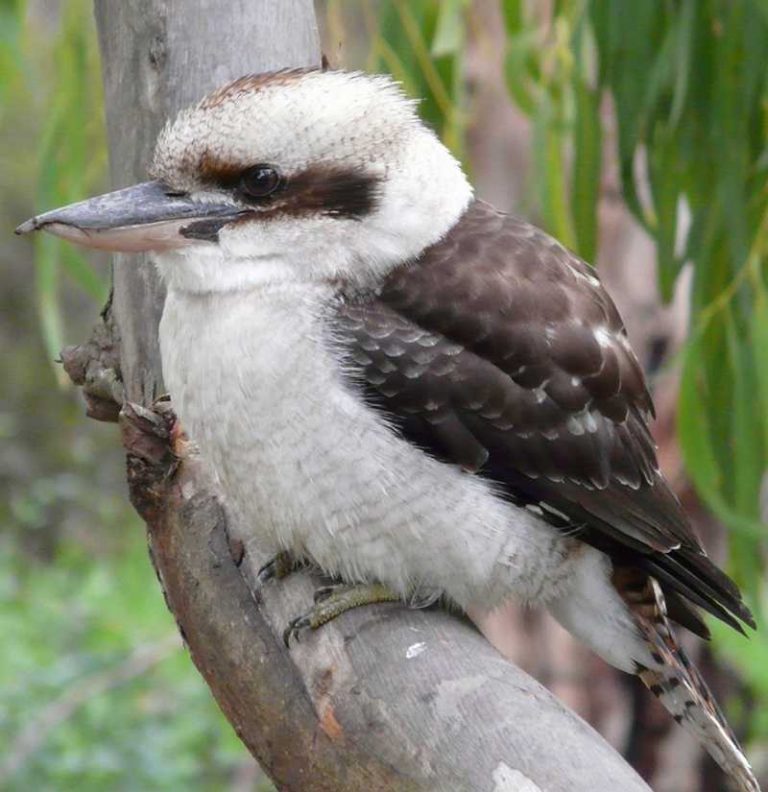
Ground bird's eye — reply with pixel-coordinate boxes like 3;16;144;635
239;164;282;199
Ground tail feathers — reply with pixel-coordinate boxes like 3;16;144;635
634;579;759;792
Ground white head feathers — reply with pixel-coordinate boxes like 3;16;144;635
150;69;472;294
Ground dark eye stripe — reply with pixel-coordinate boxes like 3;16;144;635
181;162;380;241
279;165;380;219
196;149;381;220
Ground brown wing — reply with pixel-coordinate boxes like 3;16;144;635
336;200;753;633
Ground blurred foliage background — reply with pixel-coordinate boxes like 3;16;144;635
2;0;766;789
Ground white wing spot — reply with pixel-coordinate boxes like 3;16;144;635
542;503;570;520
584;411;598;433
594;327;613;348
567;415;586;436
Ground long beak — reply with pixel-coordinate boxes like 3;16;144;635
15;180;245;252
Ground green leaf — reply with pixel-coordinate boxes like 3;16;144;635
503;30;541;117
678;338;723;498
648;134;682;302
725;312;763;517
669;0;695;128
431;0;465;57
34;235;67;384
571;37;601;261
532;98;577;249
752;278;768;455
501;0;541;117
502;0;525;36
20;0;108;373
590;1;664;228
60;247;109;302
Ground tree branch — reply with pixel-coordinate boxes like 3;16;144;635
70;1;653;789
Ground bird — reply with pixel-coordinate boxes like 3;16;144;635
17;68;759;791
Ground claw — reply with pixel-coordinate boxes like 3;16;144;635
256;551;300;587
283;614;311;647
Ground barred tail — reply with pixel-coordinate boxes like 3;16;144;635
632;578;760;792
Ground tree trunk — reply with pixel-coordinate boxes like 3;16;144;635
64;1;653;789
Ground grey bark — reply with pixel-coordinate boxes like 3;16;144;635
75;1;652;789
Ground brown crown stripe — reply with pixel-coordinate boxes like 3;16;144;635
199;68;317;110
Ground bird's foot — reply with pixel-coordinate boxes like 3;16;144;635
283;583;400;646
256;550;304;587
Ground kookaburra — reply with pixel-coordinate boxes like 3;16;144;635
17;69;759;790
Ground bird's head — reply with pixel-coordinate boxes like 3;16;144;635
17;69;472;293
